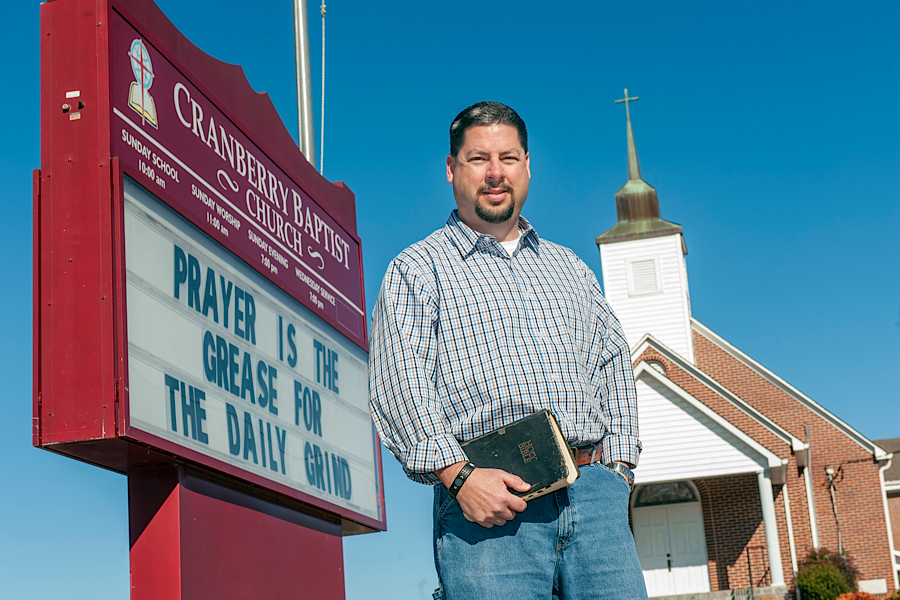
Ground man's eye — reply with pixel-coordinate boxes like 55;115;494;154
502;157;518;163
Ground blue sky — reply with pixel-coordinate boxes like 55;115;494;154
1;1;898;598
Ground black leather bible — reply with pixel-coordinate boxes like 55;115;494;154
460;409;580;501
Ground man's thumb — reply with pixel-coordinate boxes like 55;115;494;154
502;472;531;492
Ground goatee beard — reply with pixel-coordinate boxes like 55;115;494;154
475;185;516;224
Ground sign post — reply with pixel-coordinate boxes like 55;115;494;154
35;0;384;597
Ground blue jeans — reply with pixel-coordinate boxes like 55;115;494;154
432;462;648;600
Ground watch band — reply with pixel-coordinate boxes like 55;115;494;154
448;462;476;498
608;462;634;486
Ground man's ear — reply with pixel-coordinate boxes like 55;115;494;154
525;152;531;179
447;154;455;184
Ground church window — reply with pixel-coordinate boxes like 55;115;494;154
647;360;667;376
633;481;698;507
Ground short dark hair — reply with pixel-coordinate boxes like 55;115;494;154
449;101;528;157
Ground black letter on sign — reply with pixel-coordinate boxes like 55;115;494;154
304;442;316;486
226;403;240;456
243;412;257;464
203;331;216;383
187;254;201;312
341;457;352;500
173;245;187;299
287;323;297;368
194;387;208;445
275;426;287;475
202;267;219;323
164;374;179;432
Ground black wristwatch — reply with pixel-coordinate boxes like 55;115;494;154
448;462;476;498
607;462;634;487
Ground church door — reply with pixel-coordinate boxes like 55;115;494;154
632;482;710;597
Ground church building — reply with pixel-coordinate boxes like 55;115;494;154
595;93;898;599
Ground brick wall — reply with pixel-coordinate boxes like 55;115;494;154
691;327;896;593
636;346;800;585
696;474;773;590
631;331;896;594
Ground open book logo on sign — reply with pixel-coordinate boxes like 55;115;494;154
127;39;158;128
519;440;537;463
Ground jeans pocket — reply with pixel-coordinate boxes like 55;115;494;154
435;490;456;522
597;462;632;492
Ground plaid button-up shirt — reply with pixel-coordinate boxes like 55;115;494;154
368;211;641;484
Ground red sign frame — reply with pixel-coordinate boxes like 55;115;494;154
35;0;385;533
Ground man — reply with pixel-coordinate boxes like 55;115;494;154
369;101;647;599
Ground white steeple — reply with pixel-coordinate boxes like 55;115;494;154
596;90;694;363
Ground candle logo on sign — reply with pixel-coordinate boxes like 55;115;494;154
127;38;158;128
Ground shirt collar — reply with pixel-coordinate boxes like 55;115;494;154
444;210;540;258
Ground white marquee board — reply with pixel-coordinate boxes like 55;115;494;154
124;177;379;520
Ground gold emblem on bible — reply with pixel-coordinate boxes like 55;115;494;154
518;440;537;463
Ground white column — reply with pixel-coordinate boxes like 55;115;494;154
758;470;785;587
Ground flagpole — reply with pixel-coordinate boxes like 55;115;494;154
292;0;316;167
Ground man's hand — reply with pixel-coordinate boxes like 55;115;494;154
435;462;530;528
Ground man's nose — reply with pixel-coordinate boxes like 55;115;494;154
485;157;505;182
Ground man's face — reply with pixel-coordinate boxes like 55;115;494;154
447;123;530;233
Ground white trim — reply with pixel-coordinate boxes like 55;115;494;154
632;335;801;449
879;456;899;590
691;319;888;459
885;480;900;493
675;233;695;365
630;479;704;510
634;363;783;471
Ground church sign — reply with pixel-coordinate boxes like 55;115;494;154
35;0;384;533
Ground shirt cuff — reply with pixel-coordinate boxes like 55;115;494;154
401;433;469;485
602;434;642;469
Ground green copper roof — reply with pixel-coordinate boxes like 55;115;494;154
596;218;685;251
597;90;686;253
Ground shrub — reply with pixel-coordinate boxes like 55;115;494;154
794;563;851;600
803;548;860;591
836;593;874;600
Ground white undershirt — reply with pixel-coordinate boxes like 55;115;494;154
499;232;522;256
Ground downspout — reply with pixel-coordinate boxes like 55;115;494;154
783;477;799;573
783;476;801;600
804;425;820;548
878;454;899;590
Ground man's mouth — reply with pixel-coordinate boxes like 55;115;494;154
479;184;512;203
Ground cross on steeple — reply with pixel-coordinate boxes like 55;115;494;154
614;89;639;123
614;88;643;182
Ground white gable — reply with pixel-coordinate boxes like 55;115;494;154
600;233;694;362
634;369;775;484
